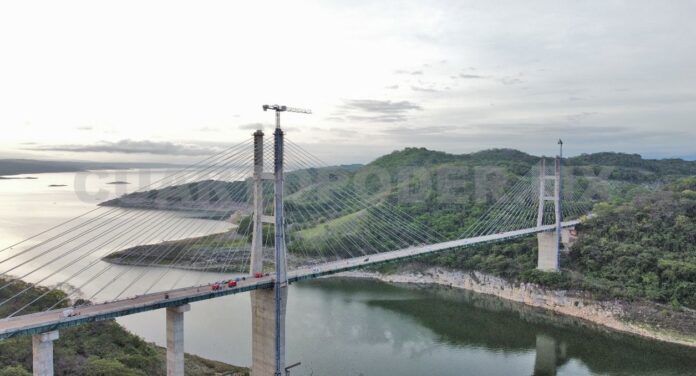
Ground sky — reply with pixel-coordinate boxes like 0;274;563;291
1;0;695;165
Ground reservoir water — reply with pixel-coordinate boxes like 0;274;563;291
1;170;695;375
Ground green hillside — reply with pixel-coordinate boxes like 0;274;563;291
0;279;247;376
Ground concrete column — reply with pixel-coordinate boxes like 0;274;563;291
250;130;265;274
271;123;288;376
536;158;545;227
553;156;562;262
533;334;558;376
274;127;288;286
251;287;288;376
166;304;190;376
537;232;559;271
32;330;58;376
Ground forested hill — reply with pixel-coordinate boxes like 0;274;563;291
568;177;696;306
371;147;696;180
99;147;696;225
372;147;539;167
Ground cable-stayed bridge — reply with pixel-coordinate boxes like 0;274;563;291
0;114;593;375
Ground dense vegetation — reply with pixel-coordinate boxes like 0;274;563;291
0;279;247;375
422;177;696;308
566;177;696;306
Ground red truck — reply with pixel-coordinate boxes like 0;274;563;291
228;280;237;287
254;272;263;278
211;282;221;291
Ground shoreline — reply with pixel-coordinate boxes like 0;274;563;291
334;267;696;349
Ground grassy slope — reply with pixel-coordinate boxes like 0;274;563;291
296;210;365;239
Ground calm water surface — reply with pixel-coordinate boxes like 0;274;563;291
2;170;696;376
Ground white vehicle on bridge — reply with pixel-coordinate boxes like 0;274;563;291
61;309;77;318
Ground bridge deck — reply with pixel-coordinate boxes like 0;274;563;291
0;221;579;339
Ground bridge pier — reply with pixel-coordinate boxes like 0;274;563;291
537;232;559;271
32;330;58;376
166;304;190;376
251;287;288;376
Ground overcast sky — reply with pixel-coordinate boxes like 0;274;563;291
1;0;695;164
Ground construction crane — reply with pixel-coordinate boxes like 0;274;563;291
261;103;311;376
262;104;312;128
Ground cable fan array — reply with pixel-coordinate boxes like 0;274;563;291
0;136;595;320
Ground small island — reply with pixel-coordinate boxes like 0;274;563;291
107;181;130;185
48;184;68;187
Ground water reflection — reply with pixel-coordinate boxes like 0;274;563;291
533;334;566;376
292;279;696;376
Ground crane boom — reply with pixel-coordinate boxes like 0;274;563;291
284;106;311;114
262;104;312;114
262;104;311;129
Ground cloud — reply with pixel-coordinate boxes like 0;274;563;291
566;112;599;122
367;122;663;149
379;126;451;135
384;84;399;90
238;122;268;130
76;126;93;131
342;99;422;113
198;126;220;132
26;139;218;156
345;115;408;123
337;99;423;123
499;77;523;85
459;74;486;79
394;70;423;75
411;85;440;93
325;116;345;122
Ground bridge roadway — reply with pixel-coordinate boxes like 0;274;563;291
0;220;579;340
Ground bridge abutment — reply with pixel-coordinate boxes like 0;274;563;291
166;304;190;376
32;330;58;376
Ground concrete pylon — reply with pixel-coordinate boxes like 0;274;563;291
537;156;561;271
32;330;58;376
250;130;264;274
166;304;190;376
250;126;289;376
536;158;546;228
